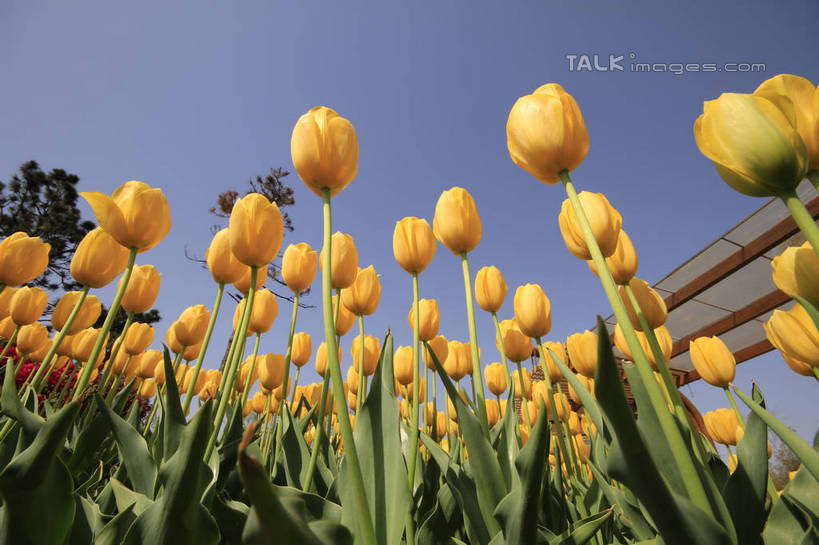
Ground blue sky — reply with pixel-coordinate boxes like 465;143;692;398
1;1;817;443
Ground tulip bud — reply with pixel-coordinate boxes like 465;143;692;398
247;289;278;334
51;291;101;334
613;323;672;371
140;378;157;399
475;266;507;314
291;332;312;368
72;328;108;365
424;335;449;370
765;304;819;367
342;266;381;316
351;334;380;376
703;408;741;445
513;367;532;399
174;305;210;348
123;322;154;355
291;106;359;198
620;278;667;331
319;232;358;290
446;388;468;420
781;353;815;377
0;232;50;287
332;293;356;337
433;187;482;255
444;340;472;381
236;357;258;392
394;346;415;386
119;264;161;314
558;192;622;260
71;228;130;288
82;181;171;252
228;193;284;268
153;358;167;386
206;228;245;285
183;341;203;361
199;380;218;402
0;317;15;341
694;92;809;197
56;334;74;357
251;391;267;414
281;242;318;293
506;83;589;184
772;242;819;309
484;362;507;396
408;299;440;342
315;342;342;378
0;287;18;320
393;217;437;275
568;411;581;435
587;229;638;285
496;319;533;363
541;341;565;382
10;286;49;326
513;284;552;339
136;350;162;379
234;264;268;295
486;399;500;427
27;337;51;362
16;322;48;354
346;365;359;394
566;330;598;378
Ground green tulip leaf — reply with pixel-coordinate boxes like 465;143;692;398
278;406;311;489
109;477;153;516
765;457;819;544
160;347;187;461
550;508;613;545
1;357;43;442
67;494;102;545
211;496;248;545
94;504;137;545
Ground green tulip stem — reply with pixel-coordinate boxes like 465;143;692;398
460;253;490;437
407;272;423;497
807;170;819;192
182;282;224;414
31;285;91;391
205;265;258;462
0;325;20;364
424;367;430;430
723;386;746;429
560;170;712;513
260;393;272;457
99;311;134;396
319;189;376;545
303;357;331;491
558;393;580;475
239;333;261;410
357;314;366;413
536;338;575;477
491;312;513;383
273;292;301;477
516;361;533;433
143;386;163;436
105;355;133;404
431;353;439;435
289;367;302;406
72;247;137;401
781;190;819;255
443;381;454;449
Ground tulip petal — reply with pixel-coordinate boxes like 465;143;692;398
81;192;129;247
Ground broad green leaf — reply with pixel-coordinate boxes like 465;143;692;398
94;504;137;545
765;459;819;544
1;358;43;442
110;478;153;516
550;508;612;545
160;347;187;461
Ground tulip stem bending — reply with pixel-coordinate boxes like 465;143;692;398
182;283;224;413
781;190;819;255
320;188;377;545
460;252;490;438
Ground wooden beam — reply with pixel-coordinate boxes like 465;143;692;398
681;339;774;385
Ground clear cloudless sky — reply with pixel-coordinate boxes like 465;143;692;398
1;1;817;443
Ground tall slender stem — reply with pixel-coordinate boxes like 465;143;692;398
182;283;224;413
536;338;574;478
239;333;261;410
273;293;300;476
289;367;302;406
408;273;422;498
460;253;489;437
100;311;134;395
491;312;513;381
357;314;366;413
781;190;819;254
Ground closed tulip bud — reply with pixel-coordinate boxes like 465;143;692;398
206;229;245;285
447;389;468;420
164;323;182;354
183;367;208;396
587;229;638;285
71;228;130;288
513;368;533;400
82;181;171;252
694;92;809;197
199;380;218;402
405;378;425;401
393;217;437;274
119;264;161;314
233;264;268;295
27;338;50;362
0;287;17;319
613;323;672;370
153;358;167;386
444;340;472;381
547;392;568;421
228;193;284;268
558;192;622;260
703;408;742;446
433;187;482;255
51;291;101;334
56;334;74;357
291;332;312;368
236;359;257;392
136;350;162;379
506;83;589;184
16;322;48;354
315;342;342;378
320;232;358;290
513;284;552;339
10;286;49;325
566;330;598;378
110;350;129;374
247;289;278;334
436;412;448;438
72;328;108;365
173;305;209;348
342;266;381;316
408;299;440;342
140;379;157;399
183;341;203;361
0;317;15;341
424;335;449;370
352;334;381;376
0;232;50;287
484;362;507;396
281;242;318;293
568;411;581;435
332;293;356;336
541;341;566;382
496;319;533;363
765;304;819;367
755;74;819;170
475;266;507;314
532;381;549;406
251;391;267;414
291;106;359;198
772;242;819;309
620;278;668;331
175;363;189;385
782;353;815;377
394;346;415;386
123;322;154;355
486;399;500;427
526;400;540;426
243;402;253;418
346;365;359;394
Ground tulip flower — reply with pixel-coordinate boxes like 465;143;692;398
281;243;318;293
234;264;268;295
319;232;358;290
82;181;171;252
475;266;507;314
620;278;668;331
772;242;819;308
206;228;245;285
587;229;639;285
486;399;501;427
566;330;598;378
703;408;742;446
765;304;819;367
331;293;356;337
342;266;381;316
351;334;380;376
559;192;622;259
443;340;472;381
52;291;101;334
137;350;162;379
346;365;359;394
484;362;508;396
140;379;157;399
496;319;533;363
0;232;50;288
72;328;108;365
393;217;437;274
290;106;359;198
541;341;566;382
315;342;342;378
174;305;210;348
394;345;415;386
689;336;736;388
433;187;482;255
506;83;589;184
781;353;815;377
70;228;130;289
613;324;672;371
228;193;284;268
258;353;286;391
165;323;183;354
123;322;154;356
291;332;312;368
513;367;533;399
247;289;278;335
408;299;440;342
513;283;552;339
16;322;48;355
0;287;17;320
10;286;48;326
424;334;449;370
119;264;161;314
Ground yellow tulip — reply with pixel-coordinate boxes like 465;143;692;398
566;330;598;378
782;353;815;377
393;345;415;386
0;287;18;319
486;398;501;427
694;93;808;197
346;365;359;394
123;322;154;355
408;298;440;342
248;289;278;334
433;187;482;255
541;341;565;382
484;362;507;396
82;181;171;252
587;229;638;285
513;367;532;400
444;340;472;381
703;408;741;446
332;293;356;337
475;266;507;314
199;380;218;402
70;228;130;288
496;319;533;363
281;243;318;293
24;337;51;362
342;266;381;316
140;379;157;399
0;317;16;341
0;232;50;287
393;217;437;274
772;242;819;308
16;323;48;354
513;283;552;339
72;328;108;365
424;335;449;370
136;350;162;379
119;264;161;314
173;305;210;348
251;391;267;414
165;322;183;353
613;323;672;370
351;334;381;376
446;388;467;419
620;278;667;331
51;291;101;334
182;340;203;362
228;193;284;268
506;83;589;184
765;304;819;367
290;106;359;198
233;264;268;295
10;286;48;326
206;228;245;285
316;341;342;378
755;74;819;170
558;192;622;259
689;336;736;388
258;353;286;391
319;232;358;290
